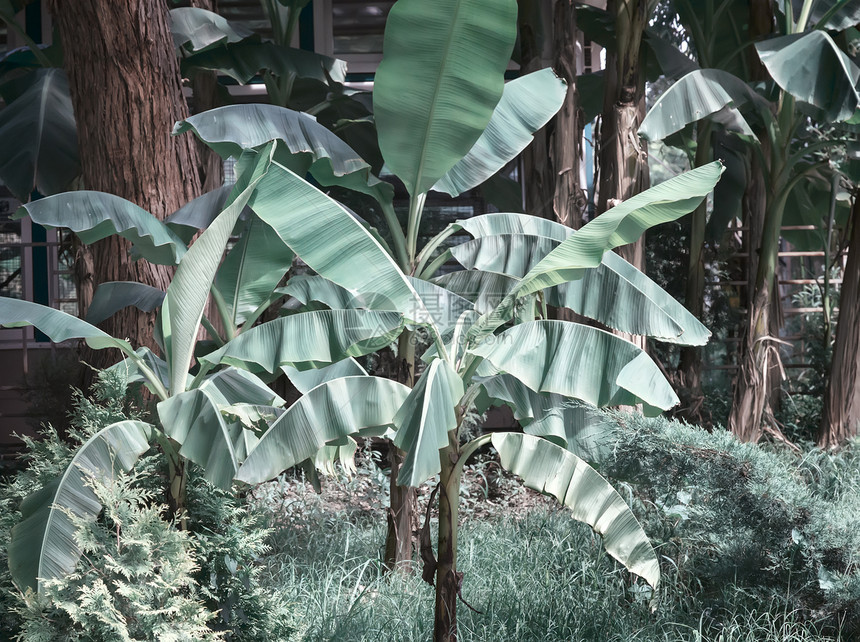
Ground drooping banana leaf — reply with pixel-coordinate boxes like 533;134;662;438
784;0;860;32
393;359;464;487
214;216;294;327
200;309;405;374
492;432;660;590
454;211;571;240
174;104;393;206
506;162;723;299
638;69;763;142
220;403;285;434
245;155;435;328
0;297;135;354
179;40;347;86
0;68;79;202
373;0;518;195
450;228;709;345
281;358;367;394
432;68;567;196
8;420;153;594
164;184;250;244
86;281;165;326
236;376;411;484
405;275;474;333
480;374;611;460
471;320;678;414
164;144;275;395
17;191;187;266
756;31;860;124
106;346;176;393
198;366;285;407
169;7;253;53
315;438;359;476
158;388;254;490
433;269;518;316
281;274;359;310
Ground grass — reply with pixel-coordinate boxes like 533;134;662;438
249;456;842;642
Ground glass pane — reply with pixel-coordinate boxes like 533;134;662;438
0;192;22;299
332;1;393;55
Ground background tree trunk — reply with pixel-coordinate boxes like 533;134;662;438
50;0;203;361
597;0;648;352
818;196;860;448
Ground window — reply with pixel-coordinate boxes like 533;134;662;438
314;0;392;74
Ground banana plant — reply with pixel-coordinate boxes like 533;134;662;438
194;147;723;640
638;0;860;442
0;143;416;596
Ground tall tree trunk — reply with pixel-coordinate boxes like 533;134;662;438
597;0;648;352
50;0;203;358
433;432;461;642
818;196;860;448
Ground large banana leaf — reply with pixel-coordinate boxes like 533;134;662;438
214;216;294;327
8;420;153;594
0;69;79;202
174;104;392;205
480;374;611;460
86;281;165;326
492;432;660;590
756;31;860;124
245;155;434;327
164;145;275;395
158;388;254;490
17;191;186;266
236;376;411;484
199;367;285;407
0;297;135;354
170;7;252;53
471;320;678;414
509;162;723;298
373;0;518;195
281;274;360;310
638;69;762;142
281;358;367;394
180;40;347;86
432;68;567;196
450;230;709;345
200;309;405;374
454;211;570;241
405;276;474;333
393;359;464;487
107;347;176;392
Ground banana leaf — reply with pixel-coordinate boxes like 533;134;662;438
8;420;153;594
86;281;165;326
432;68;567;196
17;191;186;266
170;7;253;53
200;309;405;374
236;376;411;484
492;432;660;590
373;0;517;195
393;359;464;487
0;69;79;202
281;358;367;394
471;320;678;414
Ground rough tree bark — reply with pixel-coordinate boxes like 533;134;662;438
818;196;860;448
50;0;203;358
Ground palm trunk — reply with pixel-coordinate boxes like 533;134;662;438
384;330;418;570
434;432;461;642
818;195;860;448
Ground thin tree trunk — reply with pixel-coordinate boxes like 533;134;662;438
384;330;418;570
434;432;461;642
50;0;203;359
818;196;860;448
676;122;711;424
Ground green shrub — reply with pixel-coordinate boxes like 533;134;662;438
600;413;860;638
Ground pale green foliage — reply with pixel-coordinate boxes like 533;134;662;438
14;458;221;642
